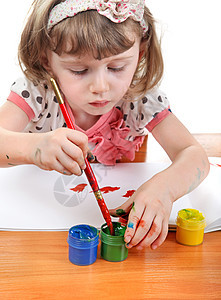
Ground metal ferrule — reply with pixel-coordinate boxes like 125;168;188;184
94;190;103;201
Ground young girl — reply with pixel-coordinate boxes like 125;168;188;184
0;0;209;250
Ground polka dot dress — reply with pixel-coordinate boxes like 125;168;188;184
8;77;171;141
10;78;66;133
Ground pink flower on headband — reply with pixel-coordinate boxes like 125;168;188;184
47;0;148;33
97;0;144;23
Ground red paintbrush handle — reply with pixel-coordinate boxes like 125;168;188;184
94;191;115;236
50;76;114;235
59;103;114;235
59;103;99;191
59;103;75;129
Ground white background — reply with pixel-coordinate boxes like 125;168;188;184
0;0;220;133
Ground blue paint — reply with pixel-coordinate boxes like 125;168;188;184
67;224;99;266
128;222;134;229
70;225;96;240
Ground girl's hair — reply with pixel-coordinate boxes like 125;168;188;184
18;0;164;99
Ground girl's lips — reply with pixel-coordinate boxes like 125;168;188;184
89;101;110;107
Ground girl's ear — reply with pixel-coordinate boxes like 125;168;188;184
139;50;144;61
138;40;146;61
40;52;53;75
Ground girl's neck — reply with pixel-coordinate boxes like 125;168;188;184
73;111;101;131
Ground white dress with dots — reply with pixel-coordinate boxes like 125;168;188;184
7;77;171;165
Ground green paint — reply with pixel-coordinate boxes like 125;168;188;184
179;209;204;221
35;148;44;165
187;167;202;193
35;148;41;158
100;222;128;262
6;155;16;166
116;209;126;216
132;201;135;211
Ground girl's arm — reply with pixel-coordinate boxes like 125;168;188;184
150;113;210;198
110;113;210;250
0;101;88;174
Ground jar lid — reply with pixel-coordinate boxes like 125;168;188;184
67;224;99;249
176;208;206;230
100;222;126;246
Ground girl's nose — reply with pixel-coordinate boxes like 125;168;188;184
90;72;109;94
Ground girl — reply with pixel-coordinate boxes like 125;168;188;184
0;0;209;250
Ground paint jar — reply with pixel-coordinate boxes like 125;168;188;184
67;224;99;266
176;208;206;246
100;222;128;262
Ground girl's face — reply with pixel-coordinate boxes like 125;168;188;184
46;36;141;117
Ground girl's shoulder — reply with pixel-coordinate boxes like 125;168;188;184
119;87;171;133
120;87;169;112
10;77;53;101
8;77;63;131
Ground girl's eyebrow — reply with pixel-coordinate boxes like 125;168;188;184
60;55;135;65
109;55;135;62
61;55;133;66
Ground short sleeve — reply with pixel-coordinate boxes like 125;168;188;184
120;88;172;139
7;77;65;133
8;78;50;122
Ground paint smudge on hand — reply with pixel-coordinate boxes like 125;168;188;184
116;209;127;216
70;183;87;193
127;221;134;229
122;190;136;198
6;154;16;166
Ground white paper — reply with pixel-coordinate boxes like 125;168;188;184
0;162;220;232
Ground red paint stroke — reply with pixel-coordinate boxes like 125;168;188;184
70;183;87;193
100;186;120;194
90;186;120;194
210;162;221;167
122;190;136;198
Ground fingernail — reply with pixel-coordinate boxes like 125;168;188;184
87;152;95;162
126;243;133;249
81;163;86;170
124;236;131;244
152;245;157;250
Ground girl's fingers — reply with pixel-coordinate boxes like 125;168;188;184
67;130;89;159
57;151;83;176
61;142;86;171
123;201;146;245
135;216;163;250
109;198;134;217
150;219;169;250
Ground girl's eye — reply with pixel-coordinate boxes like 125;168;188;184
108;66;125;72
70;69;88;75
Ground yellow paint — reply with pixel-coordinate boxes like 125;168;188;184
176;208;206;246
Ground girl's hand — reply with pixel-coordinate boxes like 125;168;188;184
109;175;173;250
30;128;89;175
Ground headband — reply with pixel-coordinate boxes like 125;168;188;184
47;0;148;34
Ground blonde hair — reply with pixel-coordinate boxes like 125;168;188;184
18;0;164;99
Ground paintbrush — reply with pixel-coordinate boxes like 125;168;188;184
50;78;115;235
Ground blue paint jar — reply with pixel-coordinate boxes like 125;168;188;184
67;224;99;266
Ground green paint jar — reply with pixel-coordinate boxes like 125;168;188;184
100;222;128;262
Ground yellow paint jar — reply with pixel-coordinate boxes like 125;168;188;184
176;208;206;246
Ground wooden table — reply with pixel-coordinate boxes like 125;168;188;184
0;135;221;299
